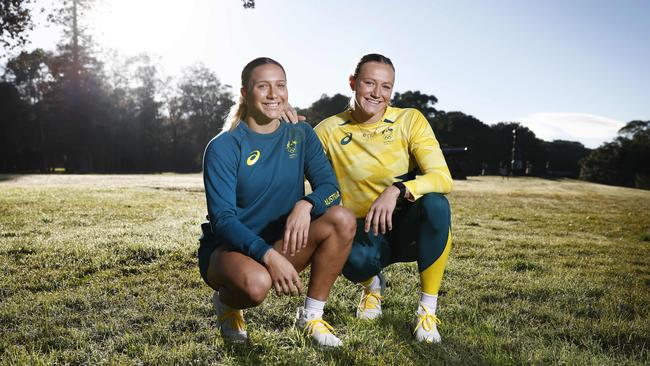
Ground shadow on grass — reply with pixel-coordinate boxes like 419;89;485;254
0;174;19;182
221;341;266;365
376;314;489;365
222;335;416;365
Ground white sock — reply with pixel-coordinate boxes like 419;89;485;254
362;275;381;292
304;296;325;317
419;292;438;314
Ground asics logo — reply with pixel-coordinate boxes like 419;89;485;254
340;132;352;145
246;150;260;166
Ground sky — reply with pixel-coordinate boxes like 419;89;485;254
15;0;650;148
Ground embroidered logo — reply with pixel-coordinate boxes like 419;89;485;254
340;132;352;145
286;139;298;158
246;150;260;166
382;127;395;143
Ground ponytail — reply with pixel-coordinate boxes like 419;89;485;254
223;94;247;131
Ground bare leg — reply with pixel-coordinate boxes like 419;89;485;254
273;206;356;301
205;247;272;309
205;206;355;308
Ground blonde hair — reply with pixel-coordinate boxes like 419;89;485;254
223;57;286;131
223;94;247;131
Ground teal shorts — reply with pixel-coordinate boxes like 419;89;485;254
198;222;221;289
197;217;288;289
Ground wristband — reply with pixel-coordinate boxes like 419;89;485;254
300;195;316;207
392;182;406;199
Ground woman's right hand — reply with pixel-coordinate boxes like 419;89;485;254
262;249;302;296
280;104;306;124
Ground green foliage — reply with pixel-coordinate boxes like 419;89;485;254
0;0;36;49
619;120;650;137
391;91;438;119
580;120;650;189
297;93;350;127
2;49;51;103
542;140;590;176
171;64;234;170
1;175;648;365
0;82;30;171
0;47;233;173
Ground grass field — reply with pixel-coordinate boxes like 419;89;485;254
1;174;649;365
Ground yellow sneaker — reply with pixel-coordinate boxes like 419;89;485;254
295;307;342;347
213;291;248;343
413;304;441;343
356;289;383;320
356;273;386;320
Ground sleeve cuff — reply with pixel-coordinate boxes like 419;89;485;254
301;195;317;208
252;243;273;264
403;181;421;201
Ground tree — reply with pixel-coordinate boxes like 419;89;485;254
618;120;650;137
392;91;438;120
126;55;165;172
431;111;494;175
580;120;650;189
0;82;31;171
3;49;52;104
298;93;349;126
2;49;55;172
542;140;590;177
579;141;626;186
175;64;234;169
0;0;37;50
45;0;107;172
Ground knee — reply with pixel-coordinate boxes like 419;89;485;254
242;271;271;306
325;206;357;241
420;193;451;224
343;247;380;283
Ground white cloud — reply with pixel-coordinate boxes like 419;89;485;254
519;113;625;149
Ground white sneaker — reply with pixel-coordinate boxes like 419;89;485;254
356;273;386;320
413;304;441;343
295;306;342;347
213;291;248;343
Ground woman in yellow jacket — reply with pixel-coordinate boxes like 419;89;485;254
314;53;453;343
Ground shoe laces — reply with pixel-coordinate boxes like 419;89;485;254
304;318;335;336
359;290;383;311
413;305;441;333
219;309;246;332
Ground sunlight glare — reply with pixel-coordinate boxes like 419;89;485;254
87;0;228;74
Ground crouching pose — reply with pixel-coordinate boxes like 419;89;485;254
199;57;355;347
314;54;453;343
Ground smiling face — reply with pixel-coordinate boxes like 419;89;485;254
349;61;395;124
244;63;287;126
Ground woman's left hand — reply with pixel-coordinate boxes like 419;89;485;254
280;104;306;124
365;185;402;236
283;199;313;256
